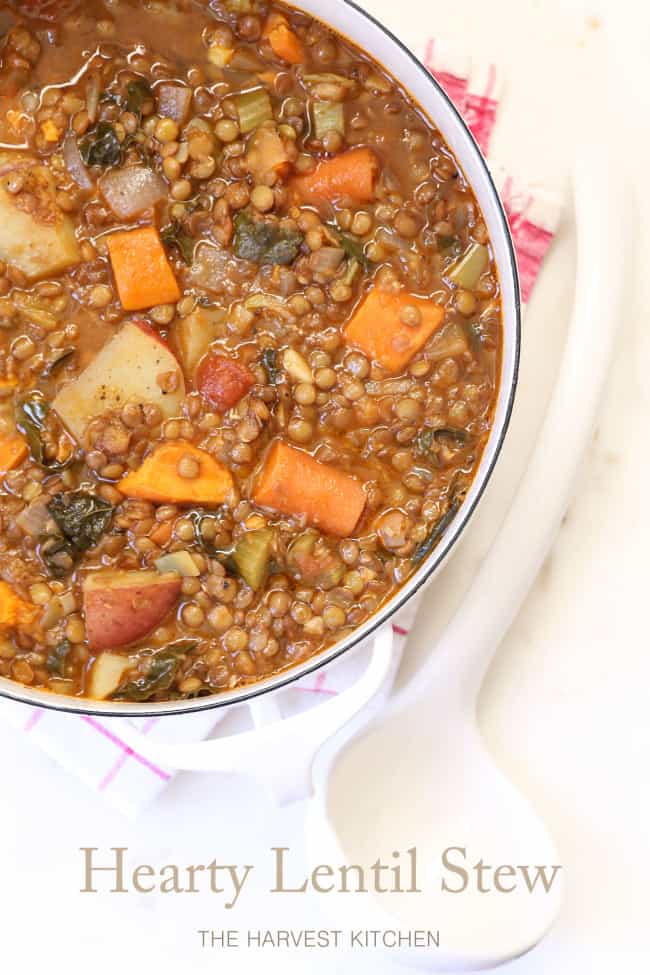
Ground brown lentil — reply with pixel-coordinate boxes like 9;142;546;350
177;452;201;479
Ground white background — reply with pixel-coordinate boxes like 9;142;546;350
2;0;649;972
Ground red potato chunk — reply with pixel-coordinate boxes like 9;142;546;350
196;354;255;411
82;569;181;651
52;320;185;442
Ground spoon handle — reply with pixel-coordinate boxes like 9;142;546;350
417;152;627;705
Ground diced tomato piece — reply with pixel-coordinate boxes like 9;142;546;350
196;354;255;411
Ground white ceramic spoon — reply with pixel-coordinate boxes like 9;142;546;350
305;153;627;971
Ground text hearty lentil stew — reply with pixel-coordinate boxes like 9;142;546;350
0;0;502;702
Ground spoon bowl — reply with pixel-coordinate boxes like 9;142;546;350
309;680;562;970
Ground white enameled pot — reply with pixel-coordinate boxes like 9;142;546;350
0;0;520;719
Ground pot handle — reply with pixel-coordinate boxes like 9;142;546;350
117;624;396;805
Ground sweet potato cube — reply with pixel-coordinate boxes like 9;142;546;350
0;436;28;476
0;580;37;631
118;442;234;507
344;289;445;374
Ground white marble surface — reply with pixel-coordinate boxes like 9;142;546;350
1;0;647;972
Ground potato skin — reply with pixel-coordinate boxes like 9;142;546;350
83;570;181;651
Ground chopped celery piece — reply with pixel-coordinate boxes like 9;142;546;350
310;99;344;140
235;88;273;135
231;529;274;590
447;242;489;290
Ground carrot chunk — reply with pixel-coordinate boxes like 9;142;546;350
253;440;366;537
0;435;28;476
291;147;379;206
344;289;445;374
118;442;234;507
106;226;181;311
149;520;173;547
0;580;37;631
263;12;305;64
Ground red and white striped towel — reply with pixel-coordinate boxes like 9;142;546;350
424;38;563;302
0;697;221;817
0;39;563;817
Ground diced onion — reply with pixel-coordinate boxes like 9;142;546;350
99;165;167;219
426;322;470;360
15;498;50;538
375;227;412;252
190;243;253;294
86;74;100;124
246;125;288;180
302;73;356;90
156;84;192;124
63;131;93;190
244;292;295;320
309;246;345;277
282;348;313;383
366;378;415;396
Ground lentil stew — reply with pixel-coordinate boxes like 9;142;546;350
0;0;502;703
